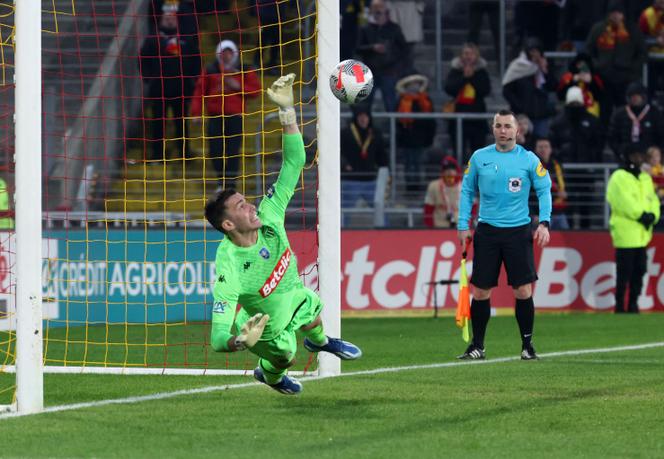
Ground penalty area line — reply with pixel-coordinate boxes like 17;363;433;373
2;341;663;420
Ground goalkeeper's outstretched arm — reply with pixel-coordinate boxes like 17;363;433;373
258;74;306;219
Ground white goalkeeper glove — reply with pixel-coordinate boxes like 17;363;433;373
233;313;269;351
267;73;296;126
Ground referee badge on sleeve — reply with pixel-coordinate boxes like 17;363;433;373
508;177;522;192
536;162;547;177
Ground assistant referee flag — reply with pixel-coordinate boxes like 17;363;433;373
455;256;470;343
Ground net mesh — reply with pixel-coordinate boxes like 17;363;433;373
0;0;320;404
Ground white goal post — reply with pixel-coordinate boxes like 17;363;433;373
14;0;43;415
316;0;341;378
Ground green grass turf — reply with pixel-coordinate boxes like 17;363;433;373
1;313;663;458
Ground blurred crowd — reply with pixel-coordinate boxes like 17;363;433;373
339;0;664;230
131;0;664;230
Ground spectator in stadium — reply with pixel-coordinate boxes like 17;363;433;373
444;43;492;160
396;74;436;191
532;137;569;230
457;109;552;361
585;0;648;112
515;113;536;152
140;10;201;162
340;104;388;226
606;143;660;313
550;87;604;163
644;145;664;227
385;0;425;68
190;40;261;185
148;0;199;46
608;82;664;158
251;0;282;74
550;87;605;229
638;0;664;100
423;155;461;228
205;74;362;396
502;38;557;138
556;52;606;121
467;0;500;63
356;0;409;112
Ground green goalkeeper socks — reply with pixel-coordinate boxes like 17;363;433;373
302;324;327;346
259;359;287;385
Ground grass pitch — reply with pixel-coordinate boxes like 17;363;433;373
2;313;663;458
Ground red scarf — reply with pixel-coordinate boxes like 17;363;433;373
597;22;630;50
398;93;433;128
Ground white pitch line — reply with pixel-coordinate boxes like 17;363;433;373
1;341;663;420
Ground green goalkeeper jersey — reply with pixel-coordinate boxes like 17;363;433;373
211;133;307;350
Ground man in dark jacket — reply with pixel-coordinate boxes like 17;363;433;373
396;74;436;191
140;11;201;161
608;82;664;157
502;38;557;137
550;87;604;163
444;42;492;159
555;52;608;124
550;86;604;228
356;0;409;112
341;104;388;226
585;0;647;112
147;0;199;45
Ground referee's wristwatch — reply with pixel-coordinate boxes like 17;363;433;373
539;221;550;228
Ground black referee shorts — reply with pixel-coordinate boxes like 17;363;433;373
470;222;538;289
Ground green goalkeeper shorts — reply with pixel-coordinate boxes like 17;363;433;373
236;288;323;367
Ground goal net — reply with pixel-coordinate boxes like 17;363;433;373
0;0;340;412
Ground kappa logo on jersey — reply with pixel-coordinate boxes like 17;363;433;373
508;177;522;192
259;247;270;259
260;248;291;298
218;274;226;283
212;301;228;314
266;184;275;198
243;261;251;271
536;162;547;177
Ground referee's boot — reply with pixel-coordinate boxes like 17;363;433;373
521;344;539;360
253;367;303;395
303;336;363;360
457;343;486;360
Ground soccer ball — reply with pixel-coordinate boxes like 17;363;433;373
329;59;374;104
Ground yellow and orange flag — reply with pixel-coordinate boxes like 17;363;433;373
455;256;471;343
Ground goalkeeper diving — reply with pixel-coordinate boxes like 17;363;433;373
205;74;362;395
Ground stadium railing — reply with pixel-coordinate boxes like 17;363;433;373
255;111;624;230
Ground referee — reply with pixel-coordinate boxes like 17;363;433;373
457;109;552;360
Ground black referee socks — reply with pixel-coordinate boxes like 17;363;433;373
515;297;535;347
470;298;491;349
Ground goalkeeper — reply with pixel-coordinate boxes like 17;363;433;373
205;74;362;395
